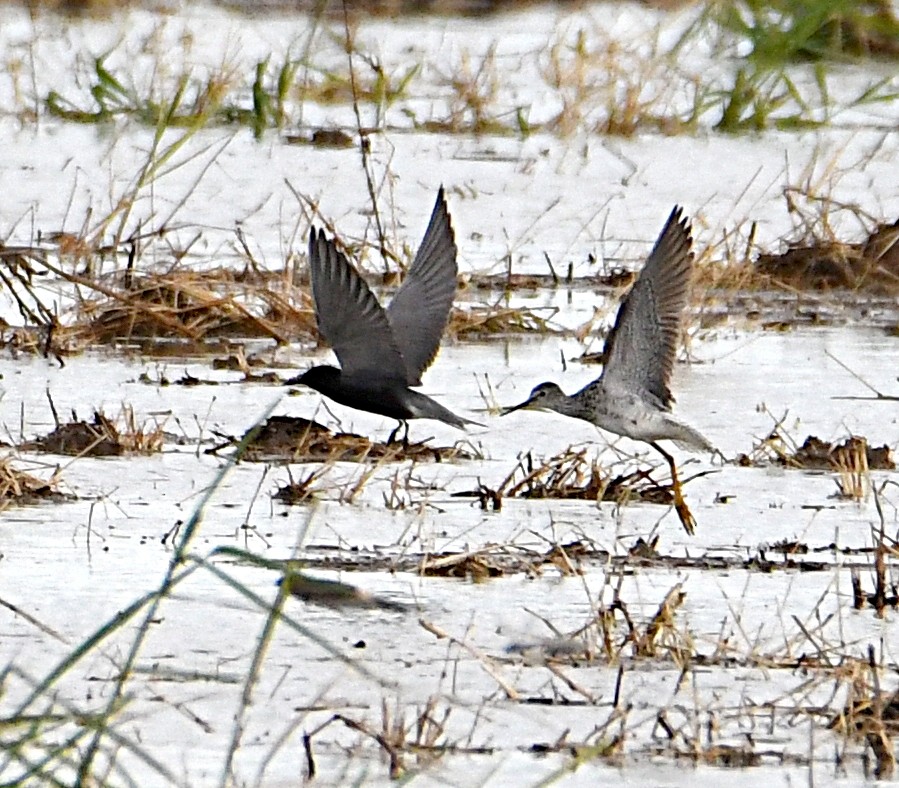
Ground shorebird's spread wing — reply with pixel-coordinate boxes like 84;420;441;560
307;228;408;380
386;187;458;386
599;206;694;408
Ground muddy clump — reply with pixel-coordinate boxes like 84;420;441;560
213;415;477;463
743;433;894;471
22;409;165;457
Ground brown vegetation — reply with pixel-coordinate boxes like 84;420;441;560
755;217;899;293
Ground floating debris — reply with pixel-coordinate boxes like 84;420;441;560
137;367;281;387
452;482;502;510
419;541;589;580
291;540;853;577
419;551;505;580
307;128;355;149
628;535;660;559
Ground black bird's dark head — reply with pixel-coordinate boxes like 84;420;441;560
289;365;341;394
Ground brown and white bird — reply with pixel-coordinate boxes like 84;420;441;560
503;206;713;533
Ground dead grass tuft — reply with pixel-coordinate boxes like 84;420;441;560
0;234;319;352
0;323;85;360
692;213;899;312
0;457;66;509
447;303;562;338
303;696;456;781
67;268;312;345
632;583;689;660
541;25;700;139
831;647;899;778
593;581;694;667
2;234;572;358
756;215;899;293
502;577;696;671
485;446;698;507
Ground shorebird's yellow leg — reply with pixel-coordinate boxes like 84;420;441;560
651;442;696;536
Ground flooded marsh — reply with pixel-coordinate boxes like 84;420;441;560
1;1;899;785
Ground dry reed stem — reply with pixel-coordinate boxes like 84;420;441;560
634;583;687;659
419;618;519;700
833;437;871;501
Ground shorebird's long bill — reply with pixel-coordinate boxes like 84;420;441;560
500;395;538;416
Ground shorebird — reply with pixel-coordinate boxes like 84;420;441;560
502;206;713;534
291;187;479;443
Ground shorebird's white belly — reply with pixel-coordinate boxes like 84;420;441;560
589;387;711;451
593;395;668;441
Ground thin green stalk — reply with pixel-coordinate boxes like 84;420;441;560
74;397;281;783
218;575;292;787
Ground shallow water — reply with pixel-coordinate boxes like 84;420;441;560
2;324;897;784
